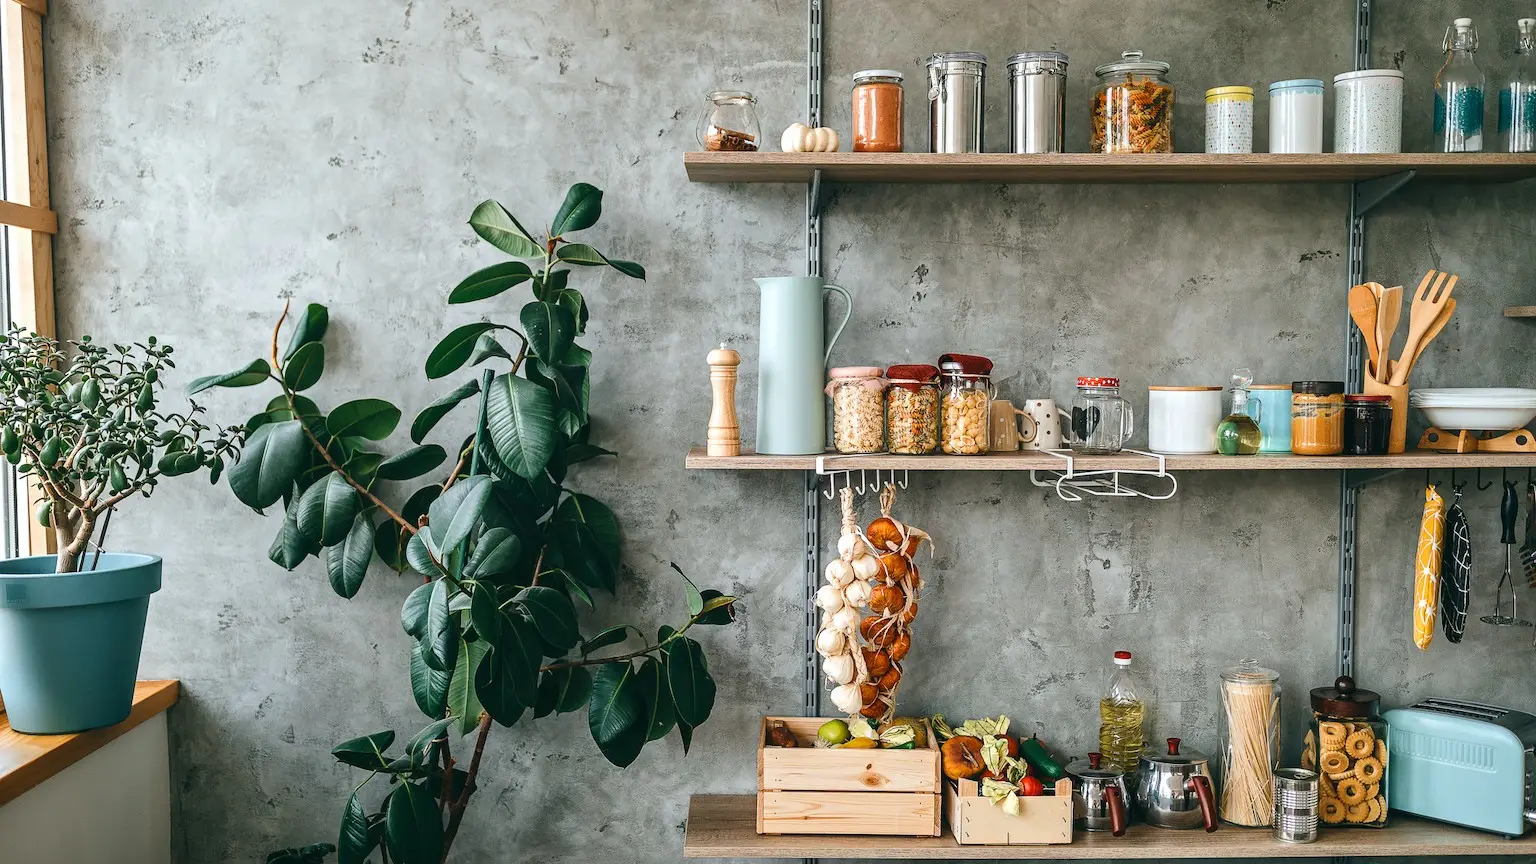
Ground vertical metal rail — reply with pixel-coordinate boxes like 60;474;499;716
802;7;825;864
1338;0;1373;678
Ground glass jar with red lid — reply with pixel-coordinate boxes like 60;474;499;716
1070;377;1135;455
885;364;939;454
826;366;887;454
939;354;993;455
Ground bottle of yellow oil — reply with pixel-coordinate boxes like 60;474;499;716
1098;650;1146;772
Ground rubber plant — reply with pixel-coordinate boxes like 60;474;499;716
0;329;239;571
201;184;737;864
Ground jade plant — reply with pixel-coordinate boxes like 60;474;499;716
201;184;736;864
0;329;238;571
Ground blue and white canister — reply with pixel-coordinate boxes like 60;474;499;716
1269;79;1326;153
1205;86;1254;153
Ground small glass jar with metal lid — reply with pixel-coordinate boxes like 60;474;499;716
927;52;987;153
885;364;940;454
826;367;887;454
853;70;904;152
939;354;993;455
1205;85;1254;154
1291;381;1345;455
1304;676;1388;829
1007;51;1069;153
1092;50;1175;153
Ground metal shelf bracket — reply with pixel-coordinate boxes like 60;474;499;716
1028;449;1179;502
1354;170;1417;217
1346;467;1406;489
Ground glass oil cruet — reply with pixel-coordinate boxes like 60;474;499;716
1217;368;1262;456
1502;18;1536;153
1435;17;1486;152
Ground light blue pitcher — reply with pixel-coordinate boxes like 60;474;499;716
755;276;852;455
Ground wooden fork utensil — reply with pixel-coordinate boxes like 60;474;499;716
1390;270;1458;386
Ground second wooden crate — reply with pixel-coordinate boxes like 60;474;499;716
945;777;1075;845
756;716;941;837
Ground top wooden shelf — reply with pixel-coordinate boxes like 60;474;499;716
687;447;1536;472
683;152;1536;185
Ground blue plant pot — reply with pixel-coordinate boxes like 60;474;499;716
0;553;161;734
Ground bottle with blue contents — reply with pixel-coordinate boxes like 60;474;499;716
1435;17;1486;152
1500;18;1536;153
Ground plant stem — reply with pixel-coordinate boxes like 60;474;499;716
438;445;471;494
539;621;694;673
283;390;418;536
440;712;493;861
438;732;455;818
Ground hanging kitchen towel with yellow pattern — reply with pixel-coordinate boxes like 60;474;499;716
1413;483;1446;650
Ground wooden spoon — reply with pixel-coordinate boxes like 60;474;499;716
1349;284;1381;377
1398;297;1457;381
1375;285;1402;382
1391;272;1457;386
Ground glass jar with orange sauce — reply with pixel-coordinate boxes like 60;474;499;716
852;70;904;152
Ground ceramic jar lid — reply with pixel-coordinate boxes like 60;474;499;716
1310;675;1381;717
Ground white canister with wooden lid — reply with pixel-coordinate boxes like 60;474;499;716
1148;385;1223;454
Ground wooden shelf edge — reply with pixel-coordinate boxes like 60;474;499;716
1505;306;1536;318
687;447;1536;472
683;794;1536;859
0;679;179;808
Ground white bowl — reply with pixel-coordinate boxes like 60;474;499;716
1411;388;1536;405
1416;403;1536;431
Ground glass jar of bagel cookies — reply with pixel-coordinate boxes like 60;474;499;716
1303;676;1388;828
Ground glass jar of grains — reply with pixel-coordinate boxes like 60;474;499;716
885;364;940;454
939;354;994;455
826;366;887;454
1291;381;1345;456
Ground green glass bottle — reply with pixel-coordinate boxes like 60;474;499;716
1217;369;1262;456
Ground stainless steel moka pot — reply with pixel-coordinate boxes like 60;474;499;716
1066;752;1130;835
1135;737;1218;831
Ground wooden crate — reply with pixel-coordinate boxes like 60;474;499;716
945;776;1075;845
756;716;942;837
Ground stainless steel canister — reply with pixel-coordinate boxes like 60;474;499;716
1272;768;1319;843
1007;52;1068;153
927;52;986;153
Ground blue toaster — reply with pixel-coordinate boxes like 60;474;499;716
1383;698;1536;837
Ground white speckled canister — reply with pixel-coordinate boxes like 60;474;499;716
1205;86;1254;153
1334;69;1404;153
1269;79;1325;153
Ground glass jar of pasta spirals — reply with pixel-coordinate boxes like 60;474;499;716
1304;676;1387;829
1092;50;1175;153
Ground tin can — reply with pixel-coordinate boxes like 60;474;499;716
1205;86;1254;153
1273;768;1319;843
1270;79;1325;153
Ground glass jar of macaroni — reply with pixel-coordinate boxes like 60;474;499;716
1291;381;1345;456
826;366;887;454
939;354;994;455
1091;50;1175;153
885;364;940;454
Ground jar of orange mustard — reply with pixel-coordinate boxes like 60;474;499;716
1291;381;1345;456
852;70;904;152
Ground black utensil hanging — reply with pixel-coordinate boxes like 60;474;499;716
1441;486;1471;643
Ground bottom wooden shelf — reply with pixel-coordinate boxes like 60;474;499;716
683;794;1536;859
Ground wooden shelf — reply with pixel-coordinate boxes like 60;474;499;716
1505;306;1536;318
0;680;179;808
684;794;1536;859
687;447;1536;472
684;152;1536;185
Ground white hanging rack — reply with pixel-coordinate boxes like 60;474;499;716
813;456;909;500
1029;448;1179;502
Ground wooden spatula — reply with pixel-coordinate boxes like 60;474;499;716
1391;271;1457;386
1397;297;1456;381
1376;285;1402;382
1349;284;1381;378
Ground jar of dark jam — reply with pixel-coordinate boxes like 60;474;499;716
1344;394;1392;455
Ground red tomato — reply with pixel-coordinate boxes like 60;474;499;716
1018;776;1046;797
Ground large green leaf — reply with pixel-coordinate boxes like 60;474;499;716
375;520;406;571
425;322;498;380
411;379;480;443
589;662;646;767
552;493;621;592
405;717;454;773
337;789;375;864
553;244;645;279
484;374;556;479
268;503;315;570
520;301;574;363
285;303;329;361
283;341;325;391
426;475;491;554
423;580;457;673
332;730;395;771
528;358;588;438
468;332;513;366
694;589;738;625
449;260;534;304
548;286;588;335
409;642;450;718
327;399;401;440
469;582;500;642
476;611;540;722
534;666;594;718
666;637;716;727
401;582;432;639
296;472;360;547
515;585;578;652
635;656;677;742
469;199;541;258
384;782;443;864
447;636;490;737
551;183;603;236
464;527;520;580
405;534;442;577
186;359;270;395
581;625;631;655
326;512;374;599
376;444;447;482
230;420;311;510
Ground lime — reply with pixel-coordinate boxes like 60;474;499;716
817;719;851;745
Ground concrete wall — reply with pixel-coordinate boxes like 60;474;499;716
45;1;1535;861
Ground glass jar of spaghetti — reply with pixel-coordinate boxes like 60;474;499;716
1291;381;1345;456
1305;676;1387;828
885;364;939;454
1091;50;1175;153
852;70;904;152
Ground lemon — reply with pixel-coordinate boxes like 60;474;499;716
839;737;877;749
818;719;851;745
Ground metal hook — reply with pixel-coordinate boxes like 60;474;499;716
1477;467;1493;491
899;469;909;490
856;470;867;495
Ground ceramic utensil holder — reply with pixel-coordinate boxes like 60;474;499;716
1362;377;1408;454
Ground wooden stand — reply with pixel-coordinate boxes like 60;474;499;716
1418;427;1536;453
707;344;741;457
1363;377;1409;454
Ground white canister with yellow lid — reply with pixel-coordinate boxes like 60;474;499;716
1205;86;1254;154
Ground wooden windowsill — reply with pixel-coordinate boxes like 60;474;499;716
0;679;178;807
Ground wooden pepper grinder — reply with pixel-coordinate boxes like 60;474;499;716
707;343;741;457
